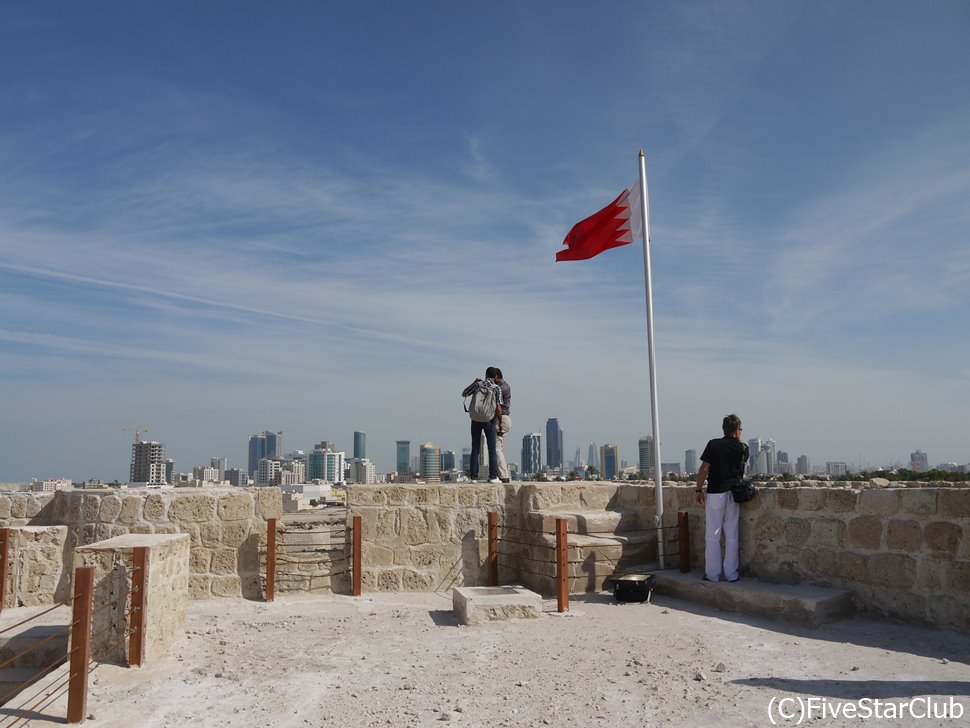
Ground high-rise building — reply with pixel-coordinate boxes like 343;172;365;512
910;449;928;472
685;449;698;474
307;449;345;482
225;468;249;487
762;439;777;475
353;432;366;460
461;448;471;473
441;450;456;472
826;461;848;477
777;451;789;465
600;444;619;480
256;458;282;486
587;443;599;472
521;433;541;477
131;440;167;484
747;438;761;475
395;440;410;474
349;458;376;484
210;457;228;482
248;431;283;476
638;436;655;478
661;462;682;475
796;455;810;475
315;441;335;452
420;442;441;482
164;458;176;485
546;418;562;471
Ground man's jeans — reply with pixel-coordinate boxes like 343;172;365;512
470;419;498;480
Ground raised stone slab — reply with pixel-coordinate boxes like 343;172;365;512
653;570;854;628
453;586;542;626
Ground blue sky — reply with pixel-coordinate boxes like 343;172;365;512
1;1;968;481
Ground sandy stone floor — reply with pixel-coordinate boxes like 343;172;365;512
9;590;970;728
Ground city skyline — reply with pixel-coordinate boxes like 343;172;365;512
2;3;969;482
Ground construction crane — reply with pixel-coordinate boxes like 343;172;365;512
99;425;151;442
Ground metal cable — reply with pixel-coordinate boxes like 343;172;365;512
0;604;64;636
0;650;67;705
2;672;71;728
0;626;70;671
495;536;554;549
496;551;554;566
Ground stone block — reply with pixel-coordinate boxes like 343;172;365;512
754;514;785;542
775;490;799;511
144;494;168;521
900;490;937;516
120;496;144;524
886;519;921;552
867;588;926;622
200;522;221;548
940;490;970;518
219;493;253;521
97;495;123;522
869;553;916;588
916;559;944;590
847;516;882;550
834;551;868;582
211;548;237;574
810;518;846;549
923;522;962;557
945;561;970;593
413;487;438;506
0;496;11;520
438;488;458;507
402;569;435;591
927;595;970;631
457;488;477;507
367;545;396;566
211;575;241;597
220;521;251;548
189;574;213;599
797;489;828;511
170;494;217;523
857;490;900;517
783;518;811;548
348;486;387;507
825;489;858;513
189;547;212;573
403;510;429;545
255;487;283;519
386;486;408;505
377;569;402;591
453;586;543;625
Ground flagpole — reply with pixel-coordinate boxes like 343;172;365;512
638;150;665;570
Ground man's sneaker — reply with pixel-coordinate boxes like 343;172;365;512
487;478;502;484
470;480;479;484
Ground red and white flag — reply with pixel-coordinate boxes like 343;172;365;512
555;180;642;261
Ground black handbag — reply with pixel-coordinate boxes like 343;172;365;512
732;480;757;503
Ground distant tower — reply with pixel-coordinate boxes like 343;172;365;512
545;418;562;471
353;432;366;460
420;442;441;482
600;444;619;480
521;433;541;477
685;449;698;475
131;440;166;484
396;440;411;474
638;436;655;477
248;431;283;476
796;455;811;475
210;457;228;481
910;449;928;472
441;450;456;472
747;438;761;475
587;443;599;471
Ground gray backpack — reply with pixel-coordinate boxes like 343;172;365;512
464;380;499;423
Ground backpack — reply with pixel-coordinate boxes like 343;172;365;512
464;380;499;423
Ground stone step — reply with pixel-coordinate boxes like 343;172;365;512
526;508;650;535
653;570;855;628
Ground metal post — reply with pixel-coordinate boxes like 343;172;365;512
129;547;147;667
487;511;498;586
0;528;8;616
266;518;276;603
555;518;568;613
678;511;690;573
352;515;362;597
67;566;94;724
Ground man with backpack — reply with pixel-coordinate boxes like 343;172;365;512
461;367;504;483
493;368;512;483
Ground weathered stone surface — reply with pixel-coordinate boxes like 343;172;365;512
98;495;123;522
835;551;868;582
200;522;221;548
0;497;11;520
188;574;212;599
170;494;217;523
219;493;253;521
776;490;799;511
254;487;283;519
886;519;921;552
210;548;237;574
120;496;144;523
923;522;962;556
900;490;938;516
403;510;429;545
825;489;858;513
190;547;212;573
797;489;828;511
453;585;542;625
857;490;900;517
869;553;916;588
869;477;890;488
940;490;970;518
221;521;251;548
402;569;435;591
945;561;970;593
377;569;402;591
211;575;241;596
811;518;846;548
847;516;882;550
783;518;811;548
144;494;168;521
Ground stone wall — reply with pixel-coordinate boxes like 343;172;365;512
75;534;190;664
686;483;970;631
348;481;970;632
1;526;71;608
1;488;282;601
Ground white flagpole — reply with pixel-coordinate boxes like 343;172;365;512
638;150;666;569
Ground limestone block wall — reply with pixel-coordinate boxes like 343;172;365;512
1;526;71;608
0;487;282;600
75;534;190;664
685;483;970;631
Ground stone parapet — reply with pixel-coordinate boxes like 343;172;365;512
1;526;71;608
75;533;189;664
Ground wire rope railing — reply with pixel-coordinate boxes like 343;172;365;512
263;516;362;601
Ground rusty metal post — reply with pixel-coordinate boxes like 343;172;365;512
67;565;94;724
555;517;568;613
266;518;276;602
678;510;690;573
351;515;362;597
128;547;147;667
0;527;8;616
487;511;498;586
